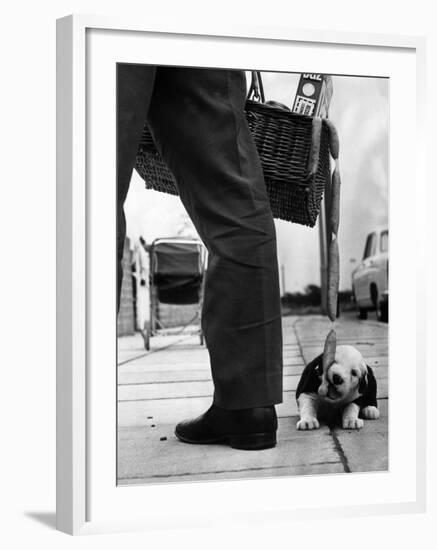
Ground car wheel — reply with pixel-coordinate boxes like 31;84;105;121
353;285;368;320
370;284;378;310
358;308;368;320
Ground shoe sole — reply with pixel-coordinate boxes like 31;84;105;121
174;430;276;451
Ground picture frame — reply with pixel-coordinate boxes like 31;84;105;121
56;14;427;535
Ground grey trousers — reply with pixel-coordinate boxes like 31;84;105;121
117;65;283;409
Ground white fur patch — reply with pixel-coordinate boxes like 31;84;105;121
321;345;367;404
342;402;363;430
342;417;364;430
297;393;320;430
296;417;320;431
361;405;380;420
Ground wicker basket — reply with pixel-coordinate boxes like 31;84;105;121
135;72;333;227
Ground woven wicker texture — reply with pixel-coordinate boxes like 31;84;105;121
135;100;332;227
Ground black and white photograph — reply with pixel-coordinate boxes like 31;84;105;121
2;0;433;542
116;65;389;485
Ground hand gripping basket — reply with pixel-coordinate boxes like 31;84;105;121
135;71;337;227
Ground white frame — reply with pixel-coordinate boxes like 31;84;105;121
56;14;427;535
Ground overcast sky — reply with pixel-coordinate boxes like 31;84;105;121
124;71;388;293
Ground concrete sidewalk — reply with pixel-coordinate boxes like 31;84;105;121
117;314;388;485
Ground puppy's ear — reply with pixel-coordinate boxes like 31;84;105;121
295;354;323;400
358;371;368;395
356;365;378;408
308;353;324;376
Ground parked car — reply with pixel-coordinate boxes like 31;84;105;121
352;227;388;322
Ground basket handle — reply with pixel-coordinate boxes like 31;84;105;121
247;71;265;103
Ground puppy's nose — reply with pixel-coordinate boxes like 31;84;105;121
332;374;343;386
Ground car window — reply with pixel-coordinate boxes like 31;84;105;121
380;230;388;253
363;233;376;259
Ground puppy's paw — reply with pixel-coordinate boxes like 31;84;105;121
297;417;320;431
342;417;364;430
361;405;380;420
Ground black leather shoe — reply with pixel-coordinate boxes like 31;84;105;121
175;404;277;450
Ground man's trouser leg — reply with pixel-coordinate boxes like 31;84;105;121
147;67;283;409
117;64;156;308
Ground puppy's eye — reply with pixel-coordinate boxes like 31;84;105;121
351;370;358;377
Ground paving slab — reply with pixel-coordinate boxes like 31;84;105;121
117;314;389;482
118;374;388;403
118;364;304;385
117;417;344;484
118;390;300;427
332;400;389;472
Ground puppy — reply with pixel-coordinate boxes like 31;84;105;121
296;345;379;430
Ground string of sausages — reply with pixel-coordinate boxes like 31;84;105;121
320;119;341;388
